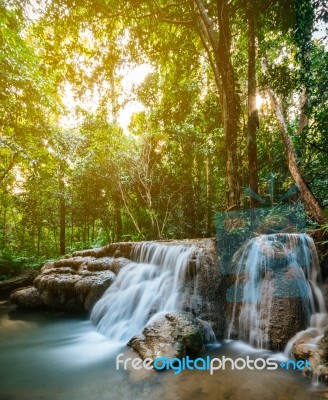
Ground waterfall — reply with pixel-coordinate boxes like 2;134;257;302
90;242;195;342
227;233;325;349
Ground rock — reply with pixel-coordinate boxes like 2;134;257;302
74;272;116;311
0;269;39;299
181;239;225;339
320;328;328;364
267;294;309;351
70;242;135;260
226;234;314;350
11;269;116;312
10;286;43;308
321;282;328;311
10;253;131;312
128;312;207;362
292;328;328;382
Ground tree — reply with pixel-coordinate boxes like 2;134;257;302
247;0;259;208
267;87;326;223
262;0;327;223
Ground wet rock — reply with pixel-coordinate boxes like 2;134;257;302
226;234;315;350
70;242;135;259
0;269;39;299
74;272;115;311
182;239;225;339
83;257;130;274
292;328;328;382
128;312;207;362
269;301;308;350
11;269;116;312
10;286;43;308
10;254;131;311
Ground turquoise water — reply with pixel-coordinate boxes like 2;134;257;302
0;301;323;400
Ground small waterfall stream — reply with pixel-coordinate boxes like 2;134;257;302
91;243;195;342
227;233;326;350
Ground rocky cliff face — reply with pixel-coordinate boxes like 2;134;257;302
10;239;225;338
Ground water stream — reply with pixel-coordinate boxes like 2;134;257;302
91;243;196;342
0;301;321;400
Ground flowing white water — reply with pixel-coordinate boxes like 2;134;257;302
227;233;325;349
91;242;196;342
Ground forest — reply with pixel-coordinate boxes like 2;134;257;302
0;0;327;274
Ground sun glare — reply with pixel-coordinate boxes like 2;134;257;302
118;64;154;131
256;94;264;109
59;63;153;132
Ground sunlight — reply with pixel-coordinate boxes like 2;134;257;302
118;64;154;131
59;63;153;132
11;166;25;195
256;94;264;109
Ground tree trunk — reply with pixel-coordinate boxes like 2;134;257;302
205;155;212;235
114;201;122;242
267;88;326;224
194;0;241;209
217;0;241;209
247;9;259;208
59;194;66;255
298;86;309;134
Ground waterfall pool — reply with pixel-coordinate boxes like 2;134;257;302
0;301;324;400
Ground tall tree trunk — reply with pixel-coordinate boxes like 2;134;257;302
114;199;122;242
298;86;309;134
217;0;241;209
1;208;6;248
59;193;66;255
205;155;212;235
194;0;241;209
267;88;326;224
247;9;259;208
37;225;41;256
58;160;66;255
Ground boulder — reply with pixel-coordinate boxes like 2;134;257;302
10;286;43;308
292;328;328;382
11;265;117;312
0;269;39;299
182;239;225;339
226;234;315;350
128;312;208;362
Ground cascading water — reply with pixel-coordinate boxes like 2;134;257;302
91;243;195;343
227;233;325;350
